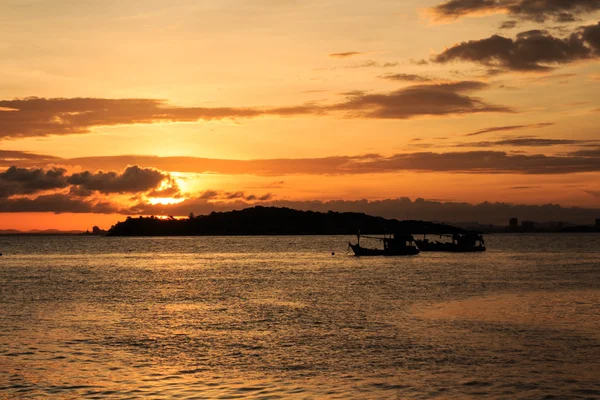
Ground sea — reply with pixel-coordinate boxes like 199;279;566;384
0;234;599;399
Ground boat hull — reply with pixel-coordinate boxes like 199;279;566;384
415;241;486;252
349;243;420;256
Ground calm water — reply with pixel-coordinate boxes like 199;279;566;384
0;234;599;399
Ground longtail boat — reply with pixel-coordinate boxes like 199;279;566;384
415;233;486;252
349;233;420;256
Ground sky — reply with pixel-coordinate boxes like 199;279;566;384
1;0;600;230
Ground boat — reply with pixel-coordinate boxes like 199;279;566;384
415;232;486;252
349;232;420;256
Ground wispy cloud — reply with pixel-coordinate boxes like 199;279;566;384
465;122;554;137
328;51;365;58
379;73;434;82
10;148;600;176
0;82;511;139
455;137;599;148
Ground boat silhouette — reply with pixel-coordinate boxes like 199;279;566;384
415;233;486;252
349;232;420;256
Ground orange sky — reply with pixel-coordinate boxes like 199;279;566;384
1;0;600;230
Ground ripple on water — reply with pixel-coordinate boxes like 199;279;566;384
0;235;599;398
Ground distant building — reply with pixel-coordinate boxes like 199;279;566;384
509;218;519;231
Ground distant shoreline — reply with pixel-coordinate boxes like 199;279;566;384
2;231;598;237
1;205;598;236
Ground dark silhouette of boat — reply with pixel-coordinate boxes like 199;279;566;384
415;233;486;252
349;232;420;256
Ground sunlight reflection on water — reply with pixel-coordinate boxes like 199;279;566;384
0;234;599;398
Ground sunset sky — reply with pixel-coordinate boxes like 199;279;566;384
1;0;600;230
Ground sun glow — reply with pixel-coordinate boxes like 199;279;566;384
147;197;186;205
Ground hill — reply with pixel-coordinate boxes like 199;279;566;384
106;206;465;236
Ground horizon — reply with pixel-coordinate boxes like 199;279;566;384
1;1;599;230
1;202;599;232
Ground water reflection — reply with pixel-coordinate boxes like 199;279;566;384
0;234;599;398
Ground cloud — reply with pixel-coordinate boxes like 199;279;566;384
67;165;174;195
465;122;554;136
379;73;434;82
336;151;600;174
0;165;177;198
329;51;364;58
0;166;69;197
567;147;600;157
2;184;599;225
583;189;600;198
499;20;518;29
454;137;599;147
0;194;119;214
0;97;311;140
19;148;600;176
2;193;598;225
119;197;600;225
428;0;600;23
330;81;512;118
342;60;399;69
433;24;600;71
0;150;60;164
0;82;511;139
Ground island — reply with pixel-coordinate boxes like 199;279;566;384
106;206;465;236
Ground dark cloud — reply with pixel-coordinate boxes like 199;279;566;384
0;166;68;197
428;0;600;23
379;73;434;82
499;20;518;29
0;165;176;199
466;122;554;136
331;81;512;118
433;24;600;71
567;147;600;157
3;193;598;225
428;0;504;21
329;52;364;58
67;165;173;195
336;151;600;174
214;190;272;201
243;193;273;201
583;21;600;49
509;186;541;189
0;194;119;214
225;191;246;200
125;197;600;226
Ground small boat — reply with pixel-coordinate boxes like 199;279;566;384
415;233;486;252
349;233;420;256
